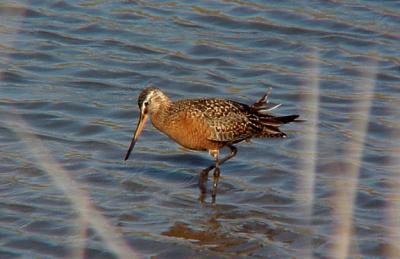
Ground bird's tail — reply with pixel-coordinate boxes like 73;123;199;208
250;87;282;112
274;114;300;124
258;115;300;138
251;88;301;138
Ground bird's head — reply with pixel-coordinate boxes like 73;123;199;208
137;87;167;116
124;87;169;160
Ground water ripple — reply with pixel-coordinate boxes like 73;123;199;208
1;0;399;258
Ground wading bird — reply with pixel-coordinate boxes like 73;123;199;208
125;87;299;202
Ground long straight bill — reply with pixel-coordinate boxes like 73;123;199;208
124;113;148;161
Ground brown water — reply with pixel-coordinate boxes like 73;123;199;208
1;0;399;258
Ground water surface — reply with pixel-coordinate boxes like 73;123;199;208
1;0;399;258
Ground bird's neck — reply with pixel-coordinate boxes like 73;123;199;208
150;99;172;129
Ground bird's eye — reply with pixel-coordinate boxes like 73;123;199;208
144;101;149;106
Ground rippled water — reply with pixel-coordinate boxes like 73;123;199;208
1;0;399;258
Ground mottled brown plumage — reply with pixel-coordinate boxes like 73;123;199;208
125;86;299;202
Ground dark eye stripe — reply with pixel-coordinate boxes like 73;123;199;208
137;87;158;106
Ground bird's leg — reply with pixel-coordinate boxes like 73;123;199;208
198;150;218;203
210;151;220;203
211;167;220;203
201;145;238;174
198;146;237;203
220;145;238;165
198;163;211;203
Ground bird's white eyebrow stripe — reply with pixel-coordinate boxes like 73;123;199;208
143;91;154;104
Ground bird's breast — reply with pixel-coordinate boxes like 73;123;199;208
151;111;221;151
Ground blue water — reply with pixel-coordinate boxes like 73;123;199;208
0;0;399;258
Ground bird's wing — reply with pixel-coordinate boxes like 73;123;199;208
197;99;260;143
200;99;289;142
